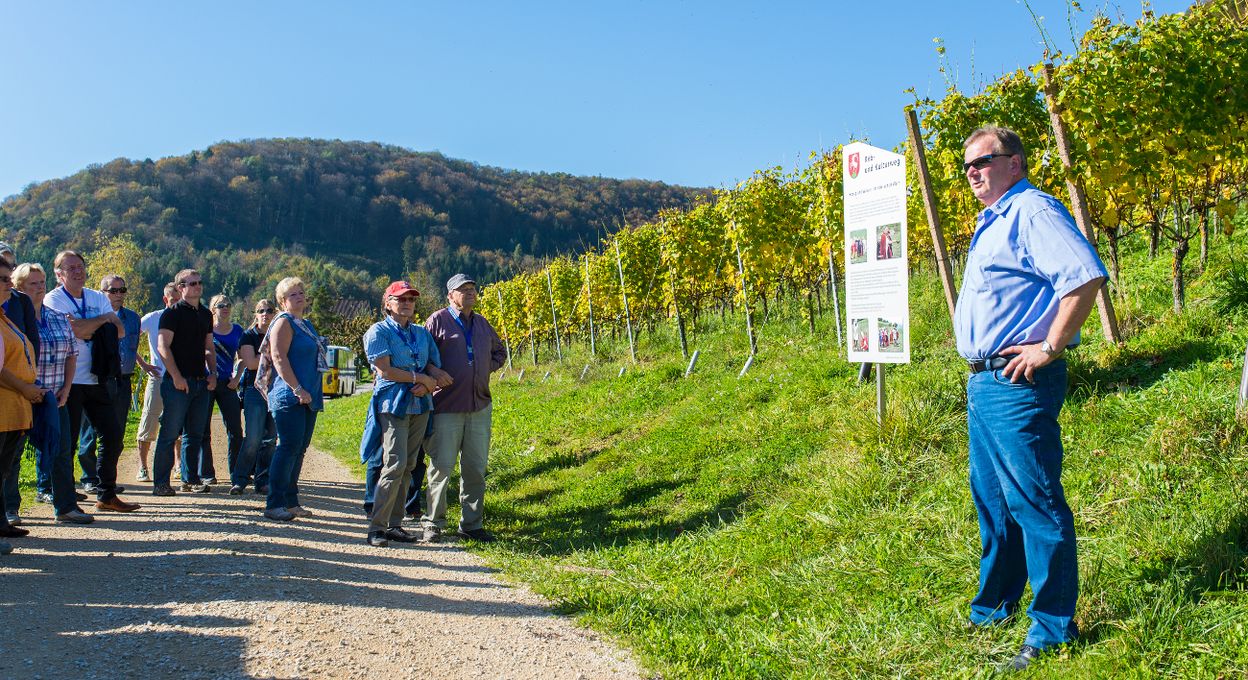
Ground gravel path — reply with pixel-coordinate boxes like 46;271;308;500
0;419;642;680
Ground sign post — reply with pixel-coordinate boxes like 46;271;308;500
842;141;909;423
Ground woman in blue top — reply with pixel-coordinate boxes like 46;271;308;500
263;277;326;522
359;280;451;546
198;293;244;485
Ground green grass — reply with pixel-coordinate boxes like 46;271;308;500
312;229;1248;678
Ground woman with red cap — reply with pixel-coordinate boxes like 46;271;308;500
359;280;450;547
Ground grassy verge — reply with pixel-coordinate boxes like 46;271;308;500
310;232;1248;678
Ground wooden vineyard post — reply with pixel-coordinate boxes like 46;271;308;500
1042;63;1122;345
545;269;564;363
905;108;957;324
733;229;758;358
527;307;538;366
876;364;886;424
584;256;597;357
614;240;638;364
669;267;689;360
496;288;513;371
820;183;844;347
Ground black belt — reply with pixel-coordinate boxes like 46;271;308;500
969;356;1009;374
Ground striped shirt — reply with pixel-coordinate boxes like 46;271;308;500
35;305;78;391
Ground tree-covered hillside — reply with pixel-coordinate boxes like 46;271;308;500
0;138;709;302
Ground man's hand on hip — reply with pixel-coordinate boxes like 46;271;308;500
999;343;1055;384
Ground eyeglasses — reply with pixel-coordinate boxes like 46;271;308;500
255;308;274;314
213;304;231;309
104;287;128;294
178;280;204;288
962;153;1013;173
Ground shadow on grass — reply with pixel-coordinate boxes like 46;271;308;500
1067;337;1221;402
1139;510;1248;598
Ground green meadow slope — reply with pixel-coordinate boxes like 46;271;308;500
315;231;1248;678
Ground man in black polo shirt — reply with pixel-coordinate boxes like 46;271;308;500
150;268;217;496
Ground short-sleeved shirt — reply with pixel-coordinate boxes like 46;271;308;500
44;286;114;385
158;300;214;379
364;316;441;415
212;323;244;381
140;309;166;375
35;305;78;392
238;325;264;390
117;306;141;375
954;179;1108;361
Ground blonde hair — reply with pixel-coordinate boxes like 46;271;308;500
275;277;306;306
13;262;44;288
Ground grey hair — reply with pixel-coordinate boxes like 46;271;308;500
963;126;1028;176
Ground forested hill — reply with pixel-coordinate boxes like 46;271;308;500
0;138;709;302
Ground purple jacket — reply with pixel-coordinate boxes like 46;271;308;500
425;307;506;413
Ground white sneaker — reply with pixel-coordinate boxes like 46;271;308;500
56;509;95;524
136;467;150;482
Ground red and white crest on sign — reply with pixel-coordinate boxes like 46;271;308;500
847;152;860;179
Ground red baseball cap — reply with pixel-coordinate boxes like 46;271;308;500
385;281;420;298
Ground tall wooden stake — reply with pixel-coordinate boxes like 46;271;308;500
614;240;637;364
584;256;596;357
906;108;958;323
545;269;563;363
496;288;513;371
733;230;758;357
1042;63;1122;345
876;364;886;424
669;267;689;360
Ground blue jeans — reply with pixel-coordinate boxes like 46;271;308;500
232;387;275;490
76;373;131;486
195;382;243;480
34;406;78;515
266;405;317;510
152;375;212;488
967;359;1078;650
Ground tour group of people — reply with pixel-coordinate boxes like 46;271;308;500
0;124;1104;670
0;245;506;554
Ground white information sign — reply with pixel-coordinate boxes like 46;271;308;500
843;141;909;363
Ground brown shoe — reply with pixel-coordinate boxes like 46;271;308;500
96;496;141;513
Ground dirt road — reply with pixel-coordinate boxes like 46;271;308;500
0;422;641;679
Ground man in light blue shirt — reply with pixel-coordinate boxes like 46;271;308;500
954;126;1107;672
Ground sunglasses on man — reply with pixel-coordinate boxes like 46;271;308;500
962;153;1014;173
178;280;203;288
104;286;128;294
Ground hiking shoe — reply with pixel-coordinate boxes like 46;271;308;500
36;492;53;504
403;512;421;524
263;508;295;522
366;530;389;547
87;484;125;495
95;497;141;513
228;485;245;495
152;485;177;497
0;525;29;538
82;483;99;494
75;491;88;501
180;482;210;493
136;467;150;482
202;477;217;485
5;513;20;526
422;525;442;543
1000;645;1043;672
56;509;95;525
385;527;418;543
286;506;313;518
456;528;497;543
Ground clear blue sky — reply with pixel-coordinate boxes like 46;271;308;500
0;1;1190;200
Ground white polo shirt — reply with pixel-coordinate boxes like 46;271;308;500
44;286;114;385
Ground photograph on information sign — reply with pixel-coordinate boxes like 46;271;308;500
878;318;905;353
875;223;902;261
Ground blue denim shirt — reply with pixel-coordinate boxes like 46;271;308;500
267;314;325;412
118;307;141;375
363;316;441;416
954;179;1108;361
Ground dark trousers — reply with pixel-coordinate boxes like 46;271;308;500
33;406;78;515
197;382;243;480
0;430;25;528
66;381;123;502
77;373;132;486
232;386;275;490
2;432;27;515
152;375;213;488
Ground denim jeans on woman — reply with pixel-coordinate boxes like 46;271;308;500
266;405;317;510
966;359;1078;650
195;381;243;480
232;386;275;491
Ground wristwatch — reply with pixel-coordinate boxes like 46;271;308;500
1040;340;1062;357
